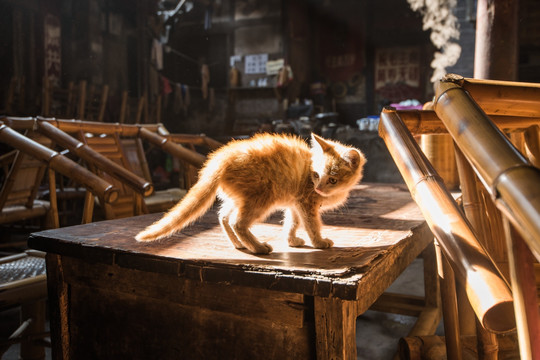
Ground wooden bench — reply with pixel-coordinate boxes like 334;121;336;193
29;183;436;360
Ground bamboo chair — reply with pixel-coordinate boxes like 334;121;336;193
0;119;118;359
432;75;540;360
38;118;212;214
381;74;540;359
34;119;153;221
0;124;57;230
3;76;25;116
84;83;109;122
119;91;162;124
119;91;146;124
41;78;84;119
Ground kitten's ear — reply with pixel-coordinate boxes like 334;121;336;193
311;133;333;152
343;149;364;169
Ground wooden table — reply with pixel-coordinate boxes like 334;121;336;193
29;183;433;360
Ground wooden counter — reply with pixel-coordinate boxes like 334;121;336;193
29;183;433;360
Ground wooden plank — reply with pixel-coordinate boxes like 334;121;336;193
60;256;306;328
66;282;313;360
369;292;426;316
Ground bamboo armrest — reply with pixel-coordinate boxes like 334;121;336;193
0;116;35;131
36;120;153;197
0;124;118;204
379;108;515;334
49;118;160;137
138;128;206;167
166;133;223;151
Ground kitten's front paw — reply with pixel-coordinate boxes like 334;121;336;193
288;236;305;247
312;238;334;249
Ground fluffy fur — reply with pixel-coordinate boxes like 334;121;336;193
135;133;366;254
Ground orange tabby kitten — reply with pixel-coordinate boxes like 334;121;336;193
135;133;366;254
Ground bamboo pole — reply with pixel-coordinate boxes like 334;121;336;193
35;120;152;197
138;127;206;167
0;124;118;204
433;76;540;260
38;118;161;137
437;244;463;360
379;108;515;334
504;221;540;360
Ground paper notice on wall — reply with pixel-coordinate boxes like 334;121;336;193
266;59;284;75
245;54;268;74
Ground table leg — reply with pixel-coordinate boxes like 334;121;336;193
314;296;357;360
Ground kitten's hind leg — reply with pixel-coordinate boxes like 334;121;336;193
219;203;245;249
231;207;273;254
283;208;305;247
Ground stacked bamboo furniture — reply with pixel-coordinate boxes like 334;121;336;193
380;74;540;359
0;116;118;359
2;117;220;222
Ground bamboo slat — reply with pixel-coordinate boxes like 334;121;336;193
379;108;515;333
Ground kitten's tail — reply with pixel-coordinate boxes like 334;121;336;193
135;166;220;242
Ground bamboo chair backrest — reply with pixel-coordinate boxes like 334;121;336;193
42;78;83;119
119;92;162;124
119;91;147;124
79;131;144;219
0;130;51;212
120;137;152;182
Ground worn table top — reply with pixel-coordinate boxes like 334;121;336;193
29;183;431;302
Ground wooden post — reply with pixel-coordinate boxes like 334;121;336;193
474;0;519;80
314;296;357;360
46;254;70;360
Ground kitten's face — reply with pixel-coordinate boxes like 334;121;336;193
310;134;365;197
